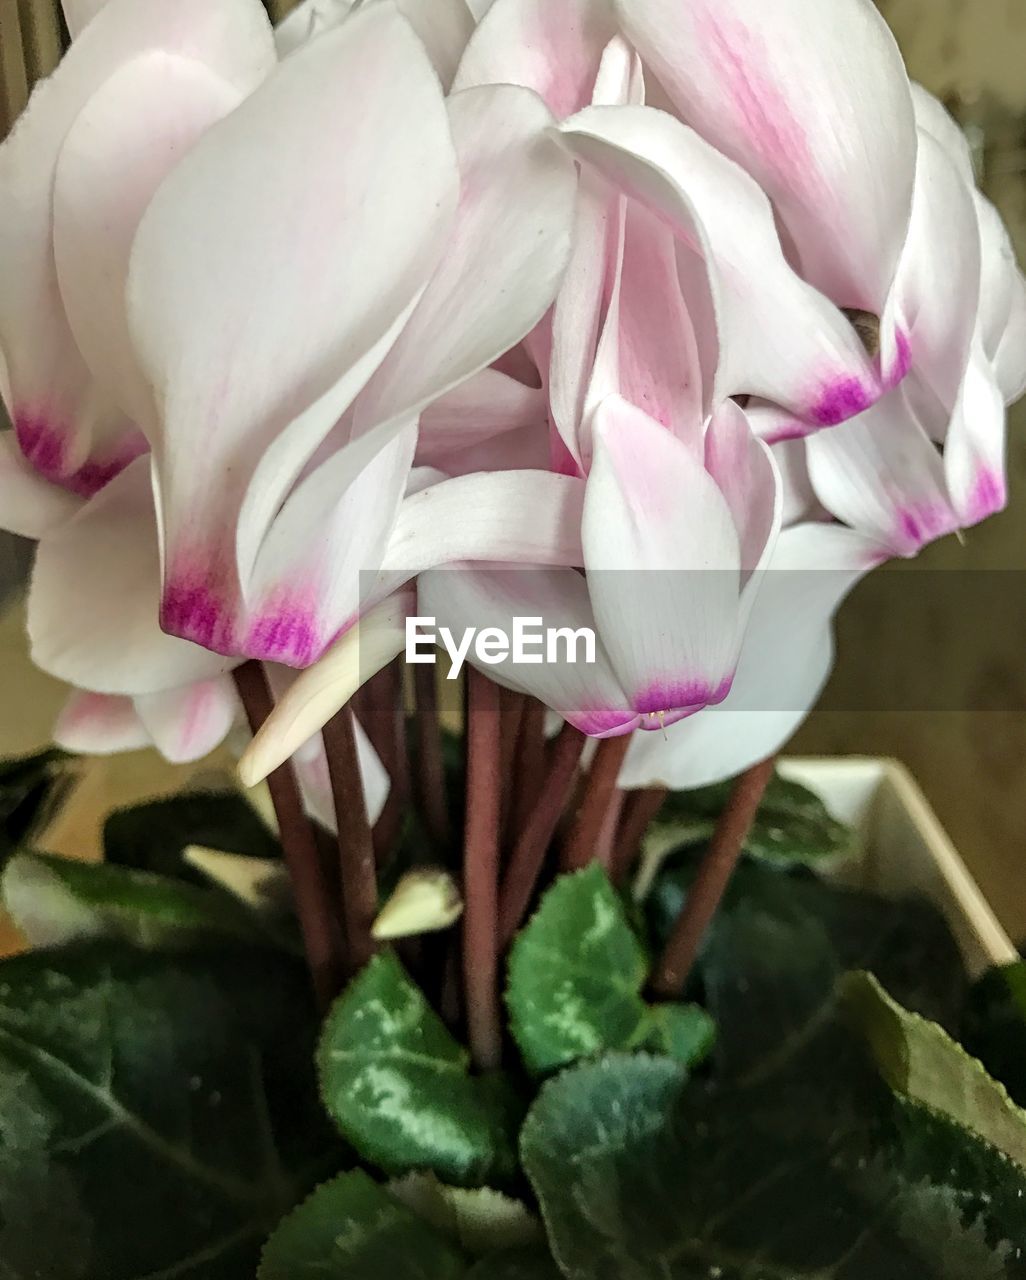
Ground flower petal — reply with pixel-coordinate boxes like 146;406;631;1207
0;433;81;537
994;271;1026;406
586;199;704;459
944;349;1008;529
615;0;916;312
417;369;545;462
0;0;274;490
806;387;957;556
559;105;887;423
583;396;743;720
453;0;616;117
891;129;980;417
264;663;390;828
135;677;239;763
619;522;882;788
703;399;781;576
352;83;577;439
53;52;244;432
28;457;233;694
376;470;586;598
238;590;415;785
419;565;636;736
127;3;458;652
241;424;418;666
53;690;150;755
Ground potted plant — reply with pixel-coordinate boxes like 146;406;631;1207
0;0;1024;1274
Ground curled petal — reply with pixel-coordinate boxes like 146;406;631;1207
353;83;578;438
238;590;415;786
239;424;417;667
616;0;916;313
28;458;232;695
54;53;243;434
944;351;1008;529
417;369;545;462
376;470;586;600
135;678;239;764
264;664;390;829
619;523;882;789
584;396;744;722
0;434;81;538
0;0;274;489
704;400;781;577
419;565;637;737
892;130;980;417
454;0;616;117
806;388;957;556
559;105;888;423
53;690;150;755
128;3;459;649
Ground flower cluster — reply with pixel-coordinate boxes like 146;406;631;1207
1;0;1023;798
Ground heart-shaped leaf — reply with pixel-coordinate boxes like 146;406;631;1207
317;951;519;1186
506;866;714;1075
0;942;331;1280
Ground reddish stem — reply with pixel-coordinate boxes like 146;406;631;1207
233;661;343;1009
610;787;668;887
650;757;776;998
322;705;379;975
413;664;451;849
462;669;503;1069
498;722;586;946
594;788;626;871
498;688;526;843
561;734;632;872
365;661;408;865
510;698;547;838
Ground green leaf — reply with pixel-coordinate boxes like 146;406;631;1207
641;771;855;885
844;970;1026;1167
317;951;519;1186
389;1174;540;1256
507;866;716;1074
2;850;268;950
521;1049;1026;1279
640;1003;716;1067
506;866;650;1074
521;1054;696;1279
646;856;967;1080
259;1173;558;1280
962;962;1026;1106
103;790;280;884
0;942;332;1280
0;748;71;863
258;1171;466;1280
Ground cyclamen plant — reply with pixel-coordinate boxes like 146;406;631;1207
1;0;1026;1275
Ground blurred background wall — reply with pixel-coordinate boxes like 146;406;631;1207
0;0;1024;937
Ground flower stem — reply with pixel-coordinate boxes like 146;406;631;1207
561;734;632;872
365;661;407;865
413;665;450;849
510;697;546;837
462;668;503;1069
650;757;776;998
233;661;342;1009
610;787;667;886
322;705;379;975
498;722;586;946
